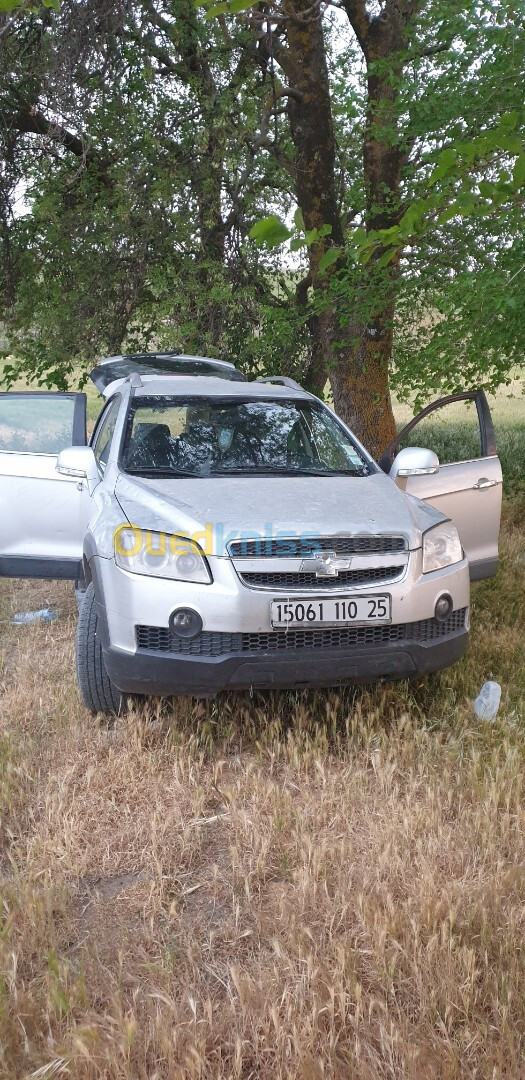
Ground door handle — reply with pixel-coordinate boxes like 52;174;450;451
473;477;497;490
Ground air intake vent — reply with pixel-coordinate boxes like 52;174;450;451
228;536;407;558
136;609;467;656
238;566;404;590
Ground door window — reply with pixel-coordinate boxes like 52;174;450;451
395;399;482;464
0;392;86;454
91;396;121;471
380;391;497;471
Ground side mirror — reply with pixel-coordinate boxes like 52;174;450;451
390;446;439;479
56;446;98;481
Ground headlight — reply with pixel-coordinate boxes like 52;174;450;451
422;522;463;574
114;527;212;583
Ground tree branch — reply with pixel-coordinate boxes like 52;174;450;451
295;271;312;308
418;40;453;58
341;0;370;53
1;107;112;184
4;107;88;160
125;22;187;80
249;20;298;83
143;0;216;93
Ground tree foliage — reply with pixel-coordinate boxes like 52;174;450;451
0;0;523;451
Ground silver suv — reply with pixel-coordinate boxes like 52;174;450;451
0;355;502;715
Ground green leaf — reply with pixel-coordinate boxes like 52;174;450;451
249;215;292;249
513;155;525;189
478;180;496;200
318;247;342;273
377;225;400;242
494;133;522;155
293;207;305;232
201;0;257;16
304;227;319;246
499;111;519;132
376;247;398;268
428;147;458;186
455;193;476;215
317;224;333;239
352;226;367;248
290;235;307;252
398;198;428;236
437;205;458;225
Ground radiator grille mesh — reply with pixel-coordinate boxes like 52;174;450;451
136;609;467;656
238;566;403;590
228;536;407;558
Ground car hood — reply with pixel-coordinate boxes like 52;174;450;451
114;472;445;556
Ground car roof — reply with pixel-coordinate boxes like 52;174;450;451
130;376;312;401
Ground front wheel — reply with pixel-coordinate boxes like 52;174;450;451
76;583;123;716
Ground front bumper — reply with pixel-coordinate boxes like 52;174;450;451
90;551;470;697
103;622;468;696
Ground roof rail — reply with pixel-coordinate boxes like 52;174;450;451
256;375;305;392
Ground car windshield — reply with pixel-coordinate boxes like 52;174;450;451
121;397;371;478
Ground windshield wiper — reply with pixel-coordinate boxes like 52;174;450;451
209;466;367;477
124;466;200;478
125;464;368;479
305;468;370;477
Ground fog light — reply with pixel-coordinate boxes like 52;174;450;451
435;594;453;622
170;608;203;639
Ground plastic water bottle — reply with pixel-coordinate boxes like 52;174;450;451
473;681;501;721
12;609;60;625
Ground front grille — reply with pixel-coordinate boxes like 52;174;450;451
136;609;467;656
238;566;404;590
228;536;407;558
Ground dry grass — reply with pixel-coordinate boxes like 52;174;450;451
0;494;524;1079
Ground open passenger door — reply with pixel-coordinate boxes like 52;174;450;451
0;392;89;579
380;391;502;580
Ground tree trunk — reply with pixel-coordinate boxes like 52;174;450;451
278;0;397;457
195;128;228;348
276;0;421;458
331;0;421;455
328;4;406;456
281;2;343;397
329;299;397;454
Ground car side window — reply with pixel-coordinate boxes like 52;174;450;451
91;397;121;472
396;399;483;465
0;392;85;454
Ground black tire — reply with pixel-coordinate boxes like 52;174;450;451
74;581;87;613
76;582;123;716
74;566;88;612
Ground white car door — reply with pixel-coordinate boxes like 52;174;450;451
0;391;92;579
381;391;502;580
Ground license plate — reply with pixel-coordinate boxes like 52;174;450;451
270;595;391;628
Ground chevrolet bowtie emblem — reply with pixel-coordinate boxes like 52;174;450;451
299;551;353;577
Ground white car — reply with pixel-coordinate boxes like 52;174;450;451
0;354;502;714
